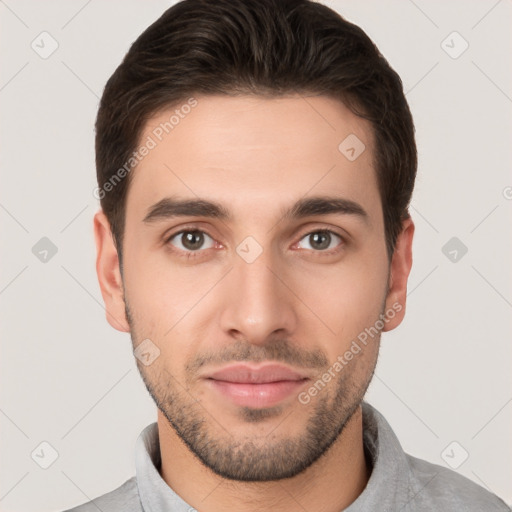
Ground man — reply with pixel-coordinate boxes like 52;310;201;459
67;0;509;510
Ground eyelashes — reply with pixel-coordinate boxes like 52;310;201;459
166;230;216;253
295;229;343;252
165;227;346;260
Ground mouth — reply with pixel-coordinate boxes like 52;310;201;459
203;363;311;408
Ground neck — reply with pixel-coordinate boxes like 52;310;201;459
157;405;369;512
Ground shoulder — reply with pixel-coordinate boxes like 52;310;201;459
404;454;510;511
62;476;141;512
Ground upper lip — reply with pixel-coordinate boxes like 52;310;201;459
205;364;311;384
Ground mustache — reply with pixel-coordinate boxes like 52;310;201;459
185;339;329;374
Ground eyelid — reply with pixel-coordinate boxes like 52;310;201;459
167;228;214;242
163;223;348;255
294;228;345;253
296;224;346;240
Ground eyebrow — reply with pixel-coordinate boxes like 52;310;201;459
142;195;368;224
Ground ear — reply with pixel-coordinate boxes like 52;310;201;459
94;210;130;332
383;217;414;332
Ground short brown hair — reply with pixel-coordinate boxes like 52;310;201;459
95;0;417;262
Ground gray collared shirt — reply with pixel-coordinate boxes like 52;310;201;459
64;402;510;511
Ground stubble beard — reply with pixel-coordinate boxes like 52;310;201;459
126;300;380;482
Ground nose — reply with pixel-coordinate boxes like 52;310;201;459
219;247;298;345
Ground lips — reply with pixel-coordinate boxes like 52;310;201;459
206;363;310;383
204;363;311;408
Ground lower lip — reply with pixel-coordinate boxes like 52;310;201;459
206;379;309;408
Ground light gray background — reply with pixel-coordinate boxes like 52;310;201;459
1;1;511;510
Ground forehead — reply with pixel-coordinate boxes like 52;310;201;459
126;94;380;224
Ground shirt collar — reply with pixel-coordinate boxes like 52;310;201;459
345;402;413;510
134;422;192;512
135;402;413;511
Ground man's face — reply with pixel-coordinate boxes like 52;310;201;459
96;95;411;481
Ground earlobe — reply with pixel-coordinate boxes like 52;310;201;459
94;210;130;332
383;217;414;332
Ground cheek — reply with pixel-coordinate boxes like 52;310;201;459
124;248;204;322
123;250;218;363
123;226;389;368
290;254;388;341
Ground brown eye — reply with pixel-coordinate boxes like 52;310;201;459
168;230;215;252
297;230;343;252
